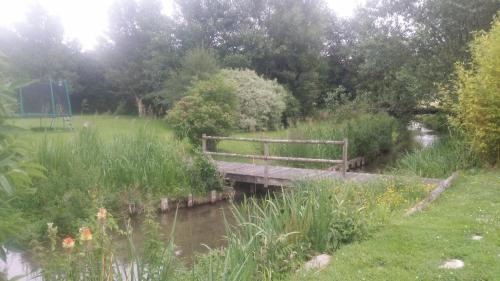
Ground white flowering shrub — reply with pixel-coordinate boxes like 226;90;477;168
222;68;289;131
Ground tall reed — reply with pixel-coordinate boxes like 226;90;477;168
191;178;429;280
274;112;397;167
19;128;222;237
394;135;480;178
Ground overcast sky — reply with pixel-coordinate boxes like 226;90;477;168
0;0;364;50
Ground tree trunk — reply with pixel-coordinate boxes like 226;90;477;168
135;96;145;117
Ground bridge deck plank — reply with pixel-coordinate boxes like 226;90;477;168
215;161;443;186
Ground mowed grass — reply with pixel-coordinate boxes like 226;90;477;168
290;171;500;281
5;114;174;142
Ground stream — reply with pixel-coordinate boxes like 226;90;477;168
0;121;438;280
408;121;438;148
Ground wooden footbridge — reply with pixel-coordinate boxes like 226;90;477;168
202;135;442;187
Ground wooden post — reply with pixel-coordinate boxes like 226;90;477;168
263;142;269;188
128;203;136;215
160;198;169;212
342;138;348;177
202;134;207;153
405;172;458;216
210;190;217;203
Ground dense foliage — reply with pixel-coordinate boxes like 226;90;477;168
167;76;238;146
222;68;290;131
0;55;45;261
0;0;497;117
451;15;500;164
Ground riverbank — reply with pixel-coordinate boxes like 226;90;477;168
289;171;500;280
0;174;437;280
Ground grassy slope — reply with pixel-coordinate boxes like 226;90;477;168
291;171;500;281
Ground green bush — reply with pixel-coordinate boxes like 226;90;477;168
451;15;500;164
221;68;290;131
167;76;238;146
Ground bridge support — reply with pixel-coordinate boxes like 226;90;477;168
264;142;269;187
342;138;348;177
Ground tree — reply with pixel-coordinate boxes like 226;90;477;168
104;0;178;116
333;0;500;117
451;15;500;163
256;0;328;115
160;47;219;109
69;52;114;114
176;0;329;116
0;3;73;80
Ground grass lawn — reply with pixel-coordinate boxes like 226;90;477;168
6;114;287;145
5;114;296;165
5;114;174;142
290;171;500;281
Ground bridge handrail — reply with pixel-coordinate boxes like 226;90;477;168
202;135;345;145
202;134;349;186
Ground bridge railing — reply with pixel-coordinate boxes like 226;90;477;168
202;134;348;187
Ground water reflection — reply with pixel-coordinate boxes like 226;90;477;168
0;250;40;281
408;121;437;148
130;201;234;264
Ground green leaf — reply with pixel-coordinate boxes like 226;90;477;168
0;175;12;194
0;246;6;262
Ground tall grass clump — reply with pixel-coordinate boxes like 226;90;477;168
19;129;221;237
190;178;430;280
275;112;397;166
395;135;480;178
